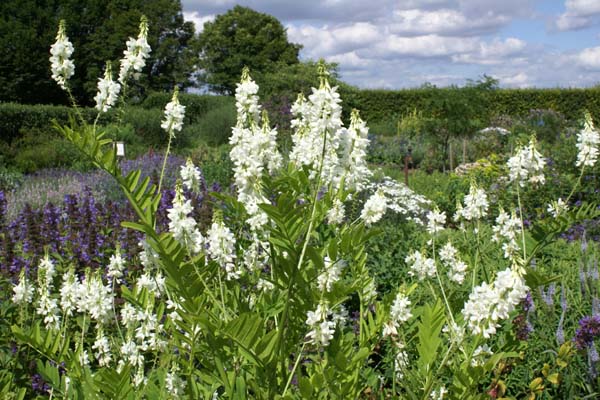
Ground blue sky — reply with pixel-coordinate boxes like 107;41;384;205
181;0;600;89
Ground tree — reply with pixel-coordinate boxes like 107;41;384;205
198;5;302;95
0;0;199;105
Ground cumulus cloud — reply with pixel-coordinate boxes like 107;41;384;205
555;0;600;31
451;38;527;65
577;47;600;69
183;11;215;33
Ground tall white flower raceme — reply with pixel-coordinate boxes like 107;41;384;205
426;207;446;235
59;267;79;316
337;109;372;192
107;248;126;283
35;255;60;330
118;16;151;84
305;302;336;347
161;87;186;135
229;69;282;231
49;20;75;90
462;268;528;338
317;257;346;292
439;242;468;284
576;112;600;168
12;269;34;305
327;198;346;225
406;249;436;280
455;183;489;222
492;209;522;261
92;333;112;367
360;189;387;226
507;137;546;187
76;273;113;323
289;66;344;187
383;291;413;337
167;186;204;254
206;219;239;280
94;62;121;112
180;158;202;192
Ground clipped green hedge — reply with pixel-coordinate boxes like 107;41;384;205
340;87;600;124
141;92;234;123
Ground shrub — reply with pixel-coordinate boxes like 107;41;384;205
192;103;237;146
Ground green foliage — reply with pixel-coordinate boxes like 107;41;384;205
0;0;198;105
141;92;234;124
198;5;302;94
191;104;237;146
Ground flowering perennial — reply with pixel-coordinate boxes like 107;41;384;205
462;268;529;338
439;242;468;284
306;302;336;346
118;16;151;84
180;158;202;192
383;292;413;337
455;183;488;221
406;250;436;280
94;62;121;112
167;187;204;253
49;20;75;90
576;112;600;168
507;137;546;187
426;208;446;235
317;257;346;292
361;190;387;226
161;88;185;135
206;220;238;280
492;209;522;261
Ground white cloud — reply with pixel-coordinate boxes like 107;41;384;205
389;8;509;36
287;23;381;57
183;11;215;33
555;0;600;31
370;34;478;58
577;46;600;69
498;72;531;88
451;38;527;65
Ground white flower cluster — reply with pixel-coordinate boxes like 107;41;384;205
166;364;187;399
77;274;114;323
439;242;468;284
161;88;185;135
360;190;387;226
94;62;121;112
338;109;373;192
36;256;60;330
576;113;600;168
394;342;409;380
242;234;270;273
426;208;446;235
547;198;568;218
289;83;344;187
118;16;151;84
507;137;546;187
230;69;282;231
492;209;522;261
406;250;436;280
107;248;125;282
12;269;34;305
167;187;204;253
180;158;202;192
207;220;239;280
306;302;336;347
383;292;413;337
462;268;528;338
327;198;345;225
93;333;112;367
317;257;346;292
455;183;488;221
365;177;430;224
49;20;75;90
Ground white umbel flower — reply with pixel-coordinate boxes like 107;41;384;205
576;112;600;168
161;87;185;135
94;62;121;112
49;20;75;90
361;190;387;226
118;16;151;84
507;137;546;187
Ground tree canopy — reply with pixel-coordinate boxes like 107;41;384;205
198;5;302;95
0;0;198;105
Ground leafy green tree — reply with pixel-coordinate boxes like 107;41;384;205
198;5;302;95
0;0;198;105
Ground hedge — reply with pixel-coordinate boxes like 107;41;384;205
340;87;600;124
141;92;234;124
